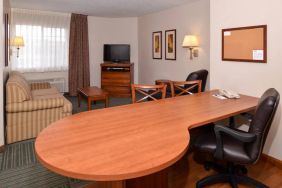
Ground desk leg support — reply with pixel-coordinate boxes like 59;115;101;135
83;169;168;188
84;181;125;188
126;168;168;188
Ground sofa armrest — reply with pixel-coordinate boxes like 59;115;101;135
6;98;64;113
30;82;51;90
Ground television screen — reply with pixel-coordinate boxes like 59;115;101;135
104;44;130;62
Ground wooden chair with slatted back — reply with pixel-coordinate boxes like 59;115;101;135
131;84;167;103
170;80;202;97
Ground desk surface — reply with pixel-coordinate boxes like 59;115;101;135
35;90;258;181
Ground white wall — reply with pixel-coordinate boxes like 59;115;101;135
138;0;210;86
210;0;282;160
88;17;139;86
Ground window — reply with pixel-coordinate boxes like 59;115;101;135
11;9;70;72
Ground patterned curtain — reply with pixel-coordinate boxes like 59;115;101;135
69;13;90;96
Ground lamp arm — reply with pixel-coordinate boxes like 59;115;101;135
189;47;193;60
17;46;20;58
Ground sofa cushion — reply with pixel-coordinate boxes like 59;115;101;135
33;94;72;114
6;74;32;103
33;93;63;100
30;82;51;90
31;86;59;97
6;97;65;113
62;97;73;114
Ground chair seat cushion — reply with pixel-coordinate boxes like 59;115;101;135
194;130;252;164
33;94;72;114
31;86;59;97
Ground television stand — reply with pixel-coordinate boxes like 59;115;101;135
100;63;134;97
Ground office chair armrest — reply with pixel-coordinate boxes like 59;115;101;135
214;124;256;159
214;124;256;142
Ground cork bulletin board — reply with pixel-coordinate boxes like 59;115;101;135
222;25;267;63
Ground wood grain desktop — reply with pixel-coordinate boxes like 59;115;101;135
35;90;258;188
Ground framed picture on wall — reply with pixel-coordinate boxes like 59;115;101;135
152;31;162;59
165;29;176;60
4;13;9;67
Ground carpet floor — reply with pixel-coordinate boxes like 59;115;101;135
0;95;133;188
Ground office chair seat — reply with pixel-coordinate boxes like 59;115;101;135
194;131;252;164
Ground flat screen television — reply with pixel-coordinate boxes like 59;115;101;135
103;44;130;63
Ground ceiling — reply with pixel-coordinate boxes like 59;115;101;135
10;0;197;17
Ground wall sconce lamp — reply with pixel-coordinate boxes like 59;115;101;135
11;36;25;58
182;35;199;60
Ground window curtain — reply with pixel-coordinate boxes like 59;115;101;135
10;8;70;72
68;13;90;96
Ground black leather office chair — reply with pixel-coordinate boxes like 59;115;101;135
185;69;208;93
193;88;280;188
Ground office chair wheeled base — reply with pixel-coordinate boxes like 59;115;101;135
196;163;269;188
204;161;248;174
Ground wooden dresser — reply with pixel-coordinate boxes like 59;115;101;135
101;63;134;97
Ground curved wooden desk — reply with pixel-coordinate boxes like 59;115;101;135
35;90;258;188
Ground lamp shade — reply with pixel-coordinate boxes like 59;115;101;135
12;36;25;47
182;35;199;47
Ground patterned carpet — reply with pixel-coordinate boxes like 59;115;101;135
0;95;132;188
0;139;88;188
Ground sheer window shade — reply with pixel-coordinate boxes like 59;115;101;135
11;9;70;72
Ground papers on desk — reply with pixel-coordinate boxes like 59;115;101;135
212;94;227;100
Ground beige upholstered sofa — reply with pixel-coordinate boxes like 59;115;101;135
6;71;72;144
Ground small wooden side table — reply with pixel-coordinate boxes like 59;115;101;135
77;86;109;111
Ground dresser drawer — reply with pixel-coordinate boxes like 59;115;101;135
102;86;131;94
101;79;131;86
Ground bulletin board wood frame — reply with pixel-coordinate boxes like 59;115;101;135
222;25;267;63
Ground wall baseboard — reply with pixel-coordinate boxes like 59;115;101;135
0;145;5;153
261;153;282;169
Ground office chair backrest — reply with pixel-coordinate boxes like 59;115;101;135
247;88;280;163
185;69;208;92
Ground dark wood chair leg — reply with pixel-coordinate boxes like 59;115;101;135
88;98;91;111
105;97;109;108
78;93;81;107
